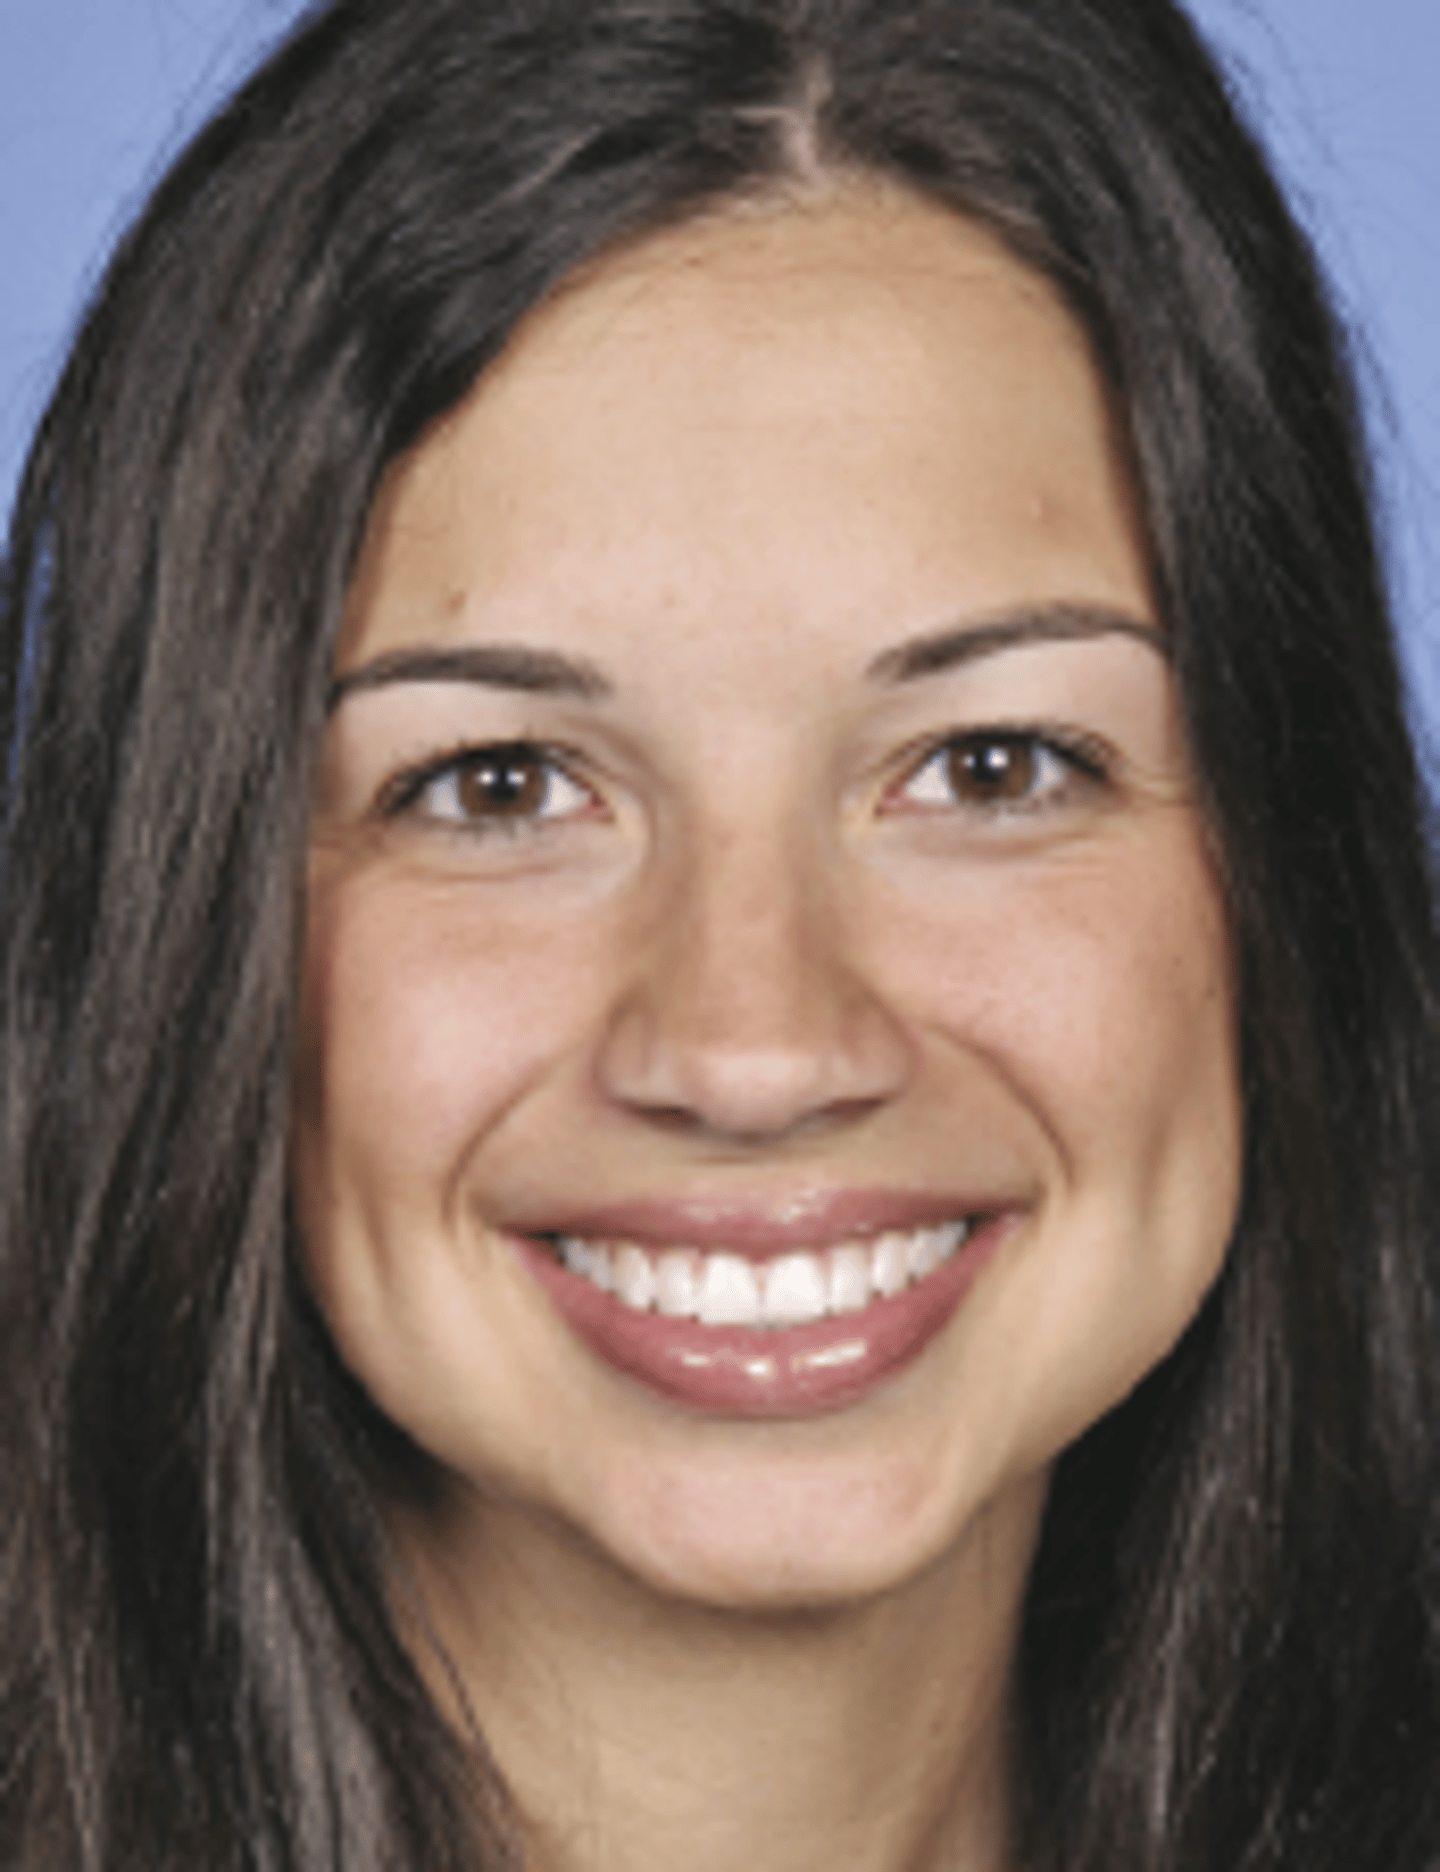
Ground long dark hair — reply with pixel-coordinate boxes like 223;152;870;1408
3;2;1437;1866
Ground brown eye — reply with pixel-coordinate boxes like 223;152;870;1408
944;736;1039;803
892;729;1104;818
392;742;593;832
453;748;551;819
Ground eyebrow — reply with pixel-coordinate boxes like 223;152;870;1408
327;600;1165;713
327;643;611;712
866;602;1167;684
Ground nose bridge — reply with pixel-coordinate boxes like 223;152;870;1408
668;813;832;1044
597;800;911;1140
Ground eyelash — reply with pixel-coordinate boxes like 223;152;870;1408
379;740;596;835
888;724;1113;817
377;725;1113;837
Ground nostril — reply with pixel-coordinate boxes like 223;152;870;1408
631;1107;877;1151
610;1050;904;1148
595;892;916;1139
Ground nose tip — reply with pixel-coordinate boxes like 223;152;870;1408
603;1027;907;1147
596;862;913;1147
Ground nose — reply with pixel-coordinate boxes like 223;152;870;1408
596;825;913;1146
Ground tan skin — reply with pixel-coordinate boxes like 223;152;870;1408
296;186;1241;1869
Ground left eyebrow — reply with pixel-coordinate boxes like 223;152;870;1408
867;602;1167;685
326;642;612;713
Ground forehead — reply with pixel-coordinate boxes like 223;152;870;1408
341;186;1149;673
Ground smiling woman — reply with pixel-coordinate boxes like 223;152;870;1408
297;198;1238;1635
1;4;1437;1871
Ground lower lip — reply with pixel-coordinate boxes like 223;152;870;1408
513;1220;1008;1418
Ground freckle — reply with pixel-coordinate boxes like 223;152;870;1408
1031;494;1061;529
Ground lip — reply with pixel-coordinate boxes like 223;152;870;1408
508;1192;1018;1418
512;1187;992;1261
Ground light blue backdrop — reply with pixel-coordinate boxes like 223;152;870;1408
2;0;1436;750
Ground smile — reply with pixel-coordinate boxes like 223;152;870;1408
517;1206;1010;1418
551;1221;971;1329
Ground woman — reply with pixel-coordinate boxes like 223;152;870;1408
2;1;1436;1867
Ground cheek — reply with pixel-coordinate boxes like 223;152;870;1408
881;824;1236;1170
870;822;1240;1450
1012;871;1234;1197
290;871;615;1458
291;869;618;1362
297;873;591;1186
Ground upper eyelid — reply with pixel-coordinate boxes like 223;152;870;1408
377;737;592;816
876;725;1121;827
895;720;1118;781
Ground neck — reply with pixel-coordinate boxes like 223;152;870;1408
391;1480;1045;1872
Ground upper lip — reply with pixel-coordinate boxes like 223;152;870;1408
511;1187;1027;1261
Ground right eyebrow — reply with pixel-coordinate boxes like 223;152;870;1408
327;643;612;713
866;602;1167;685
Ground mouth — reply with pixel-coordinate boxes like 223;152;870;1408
549;1219;971;1329
511;1201;1011;1419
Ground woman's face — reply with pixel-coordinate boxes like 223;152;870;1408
296;189;1241;1609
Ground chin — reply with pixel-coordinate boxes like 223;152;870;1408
506;1415;1054;1616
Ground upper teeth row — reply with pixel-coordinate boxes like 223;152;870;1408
556;1222;970;1330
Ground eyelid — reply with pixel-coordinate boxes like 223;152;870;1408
885;721;1117;812
365;721;1118;837
377;737;598;824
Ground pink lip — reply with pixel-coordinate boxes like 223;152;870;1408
515;1187;991;1261
509;1197;1017;1419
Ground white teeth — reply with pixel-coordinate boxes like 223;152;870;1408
761;1252;829;1328
698;1254;761;1326
907;1227;942;1281
562;1236;612;1291
828;1244;872;1315
656;1248;701;1318
871;1231;909;1298
556;1219;973;1328
614;1243;656;1311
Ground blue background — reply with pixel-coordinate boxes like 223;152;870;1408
2;0;1436;756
